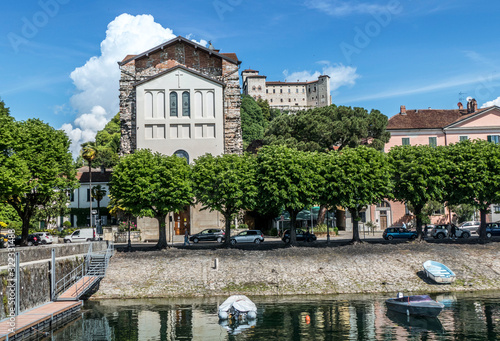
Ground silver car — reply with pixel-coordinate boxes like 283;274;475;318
431;224;470;239
458;221;480;234
230;230;264;245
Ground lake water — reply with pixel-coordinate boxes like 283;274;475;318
50;292;499;340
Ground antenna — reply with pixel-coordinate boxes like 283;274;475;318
459;92;466;103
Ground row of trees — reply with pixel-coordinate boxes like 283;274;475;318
109;139;500;249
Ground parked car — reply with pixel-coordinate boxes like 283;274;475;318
458;221;480;234
14;234;40;246
383;227;417;240
282;229;317;243
189;228;225;243
230;230;264;245
485;223;500;238
0;234;8;248
32;232;53;244
431;224;470;239
64;228;98;243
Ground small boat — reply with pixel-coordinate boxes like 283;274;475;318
423;260;456;284
386;294;445;317
218;295;257;320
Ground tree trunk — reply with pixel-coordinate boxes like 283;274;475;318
478;208;488;241
156;214;168;249
414;204;424;241
287;209;299;246
224;213;232;248
317;206;327;225
350;207;362;243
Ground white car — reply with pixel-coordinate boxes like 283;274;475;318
33;232;53;244
458;221;480;234
431;224;471;239
64;228;98;243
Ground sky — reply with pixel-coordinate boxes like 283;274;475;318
1;0;500;156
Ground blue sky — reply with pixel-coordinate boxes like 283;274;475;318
1;0;500;155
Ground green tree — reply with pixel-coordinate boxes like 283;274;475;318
191;153;258;247
329;146;393;243
241;95;266;149
109;149;193;249
0;118;77;245
92;184;107;231
264;104;390;152
33;190;71;229
82;144;97;227
448;204;475;223
388;145;449;240
445;140;500;240
256;145;321;245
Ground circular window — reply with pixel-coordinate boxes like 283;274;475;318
174;150;189;164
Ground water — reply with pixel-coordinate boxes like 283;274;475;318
49;292;500;340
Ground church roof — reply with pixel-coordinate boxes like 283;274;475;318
119;36;240;66
387;106;493;130
132;64;225;87
242;69;258;72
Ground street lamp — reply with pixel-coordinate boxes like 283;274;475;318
127;215;132;252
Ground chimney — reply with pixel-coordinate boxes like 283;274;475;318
400;105;406;115
471;98;478;112
457;102;463;110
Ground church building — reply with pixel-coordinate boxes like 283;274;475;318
118;36;242;241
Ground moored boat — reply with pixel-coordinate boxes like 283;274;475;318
385;294;445;317
218;295;257;320
423;260;456;284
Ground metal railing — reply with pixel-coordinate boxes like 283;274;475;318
54;242;114;300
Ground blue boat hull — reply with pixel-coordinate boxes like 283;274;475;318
386;297;444;317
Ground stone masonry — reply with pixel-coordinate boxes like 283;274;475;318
118;36;243;155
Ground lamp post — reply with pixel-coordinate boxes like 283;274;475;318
127;215;132;252
326;210;330;244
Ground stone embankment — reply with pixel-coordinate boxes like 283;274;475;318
95;242;500;299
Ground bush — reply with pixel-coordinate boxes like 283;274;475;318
63;221;72;228
269;227;278;236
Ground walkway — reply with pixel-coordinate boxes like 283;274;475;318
0;301;81;340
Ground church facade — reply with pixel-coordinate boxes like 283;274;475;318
118;36;242;241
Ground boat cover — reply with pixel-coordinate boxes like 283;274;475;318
219;295;257;313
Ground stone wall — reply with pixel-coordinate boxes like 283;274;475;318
0;242;107;266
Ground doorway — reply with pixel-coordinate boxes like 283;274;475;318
174;207;190;235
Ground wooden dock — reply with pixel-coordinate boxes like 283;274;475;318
57;276;100;301
0;301;82;340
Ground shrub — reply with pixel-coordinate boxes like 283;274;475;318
63;221;72;228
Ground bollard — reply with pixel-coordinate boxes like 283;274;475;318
213;258;218;270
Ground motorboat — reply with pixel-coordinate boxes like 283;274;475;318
385;293;445;317
423;260;456;284
218;295;257;320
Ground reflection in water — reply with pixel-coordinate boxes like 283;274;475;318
49;292;500;340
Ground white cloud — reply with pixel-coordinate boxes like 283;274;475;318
283;63;360;92
63;13;180;157
305;0;388;16
481;97;500;108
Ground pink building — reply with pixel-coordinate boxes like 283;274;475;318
375;100;500;229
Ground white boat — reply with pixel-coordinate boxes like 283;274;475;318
218;295;257;320
423;260;456;284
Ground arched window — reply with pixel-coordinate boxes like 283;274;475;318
258;85;262;90
169;92;178;117
377;201;391;208
182;91;190;117
145;92;153;118
252;86;256;90
174;150;189;164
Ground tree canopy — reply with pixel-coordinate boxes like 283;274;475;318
445;139;500;240
256;145;322;245
0;115;77;244
109;149;193;248
264;104;390;152
191;153;258;247
324;146;393;243
240;95;266;149
388;145;450;240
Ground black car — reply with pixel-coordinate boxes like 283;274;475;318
282;229;317;243
189;228;225;243
14;234;40;246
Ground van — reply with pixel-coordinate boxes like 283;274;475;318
64;228;97;243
